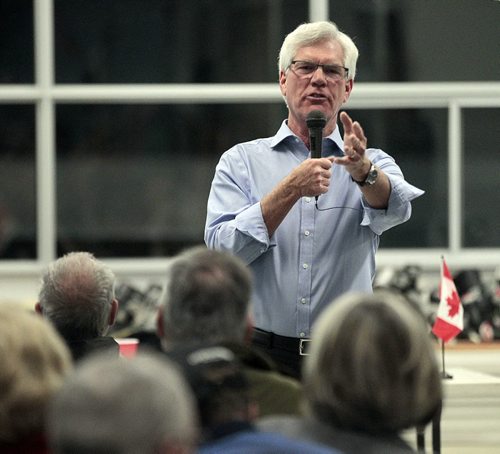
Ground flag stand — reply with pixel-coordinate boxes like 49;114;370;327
440;340;453;380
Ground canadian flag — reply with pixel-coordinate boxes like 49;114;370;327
432;258;464;342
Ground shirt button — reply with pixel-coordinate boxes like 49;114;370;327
300;298;307;304
305;197;311;203
302;263;309;269
300;332;306;338
304;230;310;236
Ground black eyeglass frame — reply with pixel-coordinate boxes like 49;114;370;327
289;60;349;80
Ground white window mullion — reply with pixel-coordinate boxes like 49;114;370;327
34;0;56;263
448;101;462;253
309;0;329;22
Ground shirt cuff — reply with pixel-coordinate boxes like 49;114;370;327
235;202;274;249
360;175;425;235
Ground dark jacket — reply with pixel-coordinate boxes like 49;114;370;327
222;342;304;417
258;415;416;454
65;336;120;362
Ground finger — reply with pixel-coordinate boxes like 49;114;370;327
343;145;354;157
352;121;367;145
351;136;361;149
332;156;348;166
340;111;353;134
319;158;333;169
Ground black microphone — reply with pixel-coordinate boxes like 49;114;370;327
306;110;326;159
306;110;327;204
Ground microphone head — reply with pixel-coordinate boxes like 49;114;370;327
306;110;327;129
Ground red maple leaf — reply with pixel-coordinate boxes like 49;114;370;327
446;291;460;317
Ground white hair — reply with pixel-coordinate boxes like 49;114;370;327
47;352;198;454
38;252;116;339
278;21;359;80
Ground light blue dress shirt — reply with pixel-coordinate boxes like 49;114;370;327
205;121;424;338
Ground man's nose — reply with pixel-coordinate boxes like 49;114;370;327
311;66;327;84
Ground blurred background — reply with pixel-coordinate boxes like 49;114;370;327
0;0;499;302
1;2;499;452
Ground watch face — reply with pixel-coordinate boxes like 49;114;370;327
365;165;378;185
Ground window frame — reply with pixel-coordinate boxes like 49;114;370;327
0;0;498;276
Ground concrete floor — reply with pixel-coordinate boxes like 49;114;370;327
402;342;500;454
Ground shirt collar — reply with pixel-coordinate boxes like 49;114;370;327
271;120;344;157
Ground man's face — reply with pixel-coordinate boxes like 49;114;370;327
279;39;353;135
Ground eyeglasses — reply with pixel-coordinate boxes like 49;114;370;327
289;60;349;81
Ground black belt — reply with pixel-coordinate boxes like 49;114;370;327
252;328;311;356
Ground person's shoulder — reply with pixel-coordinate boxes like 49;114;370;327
238;353;304;416
220;135;273;157
200;428;339;454
67;336;119;362
246;366;301;390
258;416;415;454
257;414;303;434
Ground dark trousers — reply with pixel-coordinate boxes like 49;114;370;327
251;328;307;380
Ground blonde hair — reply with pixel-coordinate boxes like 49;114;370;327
0;305;72;442
303;290;442;434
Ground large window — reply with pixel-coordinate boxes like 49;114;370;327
55;103;287;257
1;0;499;271
54;0;307;84
463;108;500;248
0;105;36;258
344;108;449;248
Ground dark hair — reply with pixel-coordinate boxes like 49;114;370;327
169;345;249;431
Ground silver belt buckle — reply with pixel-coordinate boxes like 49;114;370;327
299;339;311;356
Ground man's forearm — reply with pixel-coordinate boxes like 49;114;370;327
261;178;301;237
357;169;391;209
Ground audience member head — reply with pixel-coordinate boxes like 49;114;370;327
47;351;198;454
278;21;359;81
36;251;118;341
0;304;72;445
157;246;253;347
169;345;256;439
303;290;442;434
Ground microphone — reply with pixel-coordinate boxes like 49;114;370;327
306;110;326;159
306;110;327;204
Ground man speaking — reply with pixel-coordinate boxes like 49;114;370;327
205;21;423;378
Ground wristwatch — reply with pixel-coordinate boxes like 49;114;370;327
352;162;378;187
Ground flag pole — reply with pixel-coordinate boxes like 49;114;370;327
439;256;451;379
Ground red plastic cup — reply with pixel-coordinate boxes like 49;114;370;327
116;338;139;358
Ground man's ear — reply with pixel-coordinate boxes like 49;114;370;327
343;78;354;104
279;70;287;97
243;312;254;345
108;298;119;326
34;302;43;315
156;306;165;339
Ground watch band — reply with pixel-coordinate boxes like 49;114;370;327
352;162;378;187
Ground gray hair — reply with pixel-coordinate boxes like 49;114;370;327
160;246;252;346
38;252;116;340
278;21;359;80
47;352;198;454
303;290;442;434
